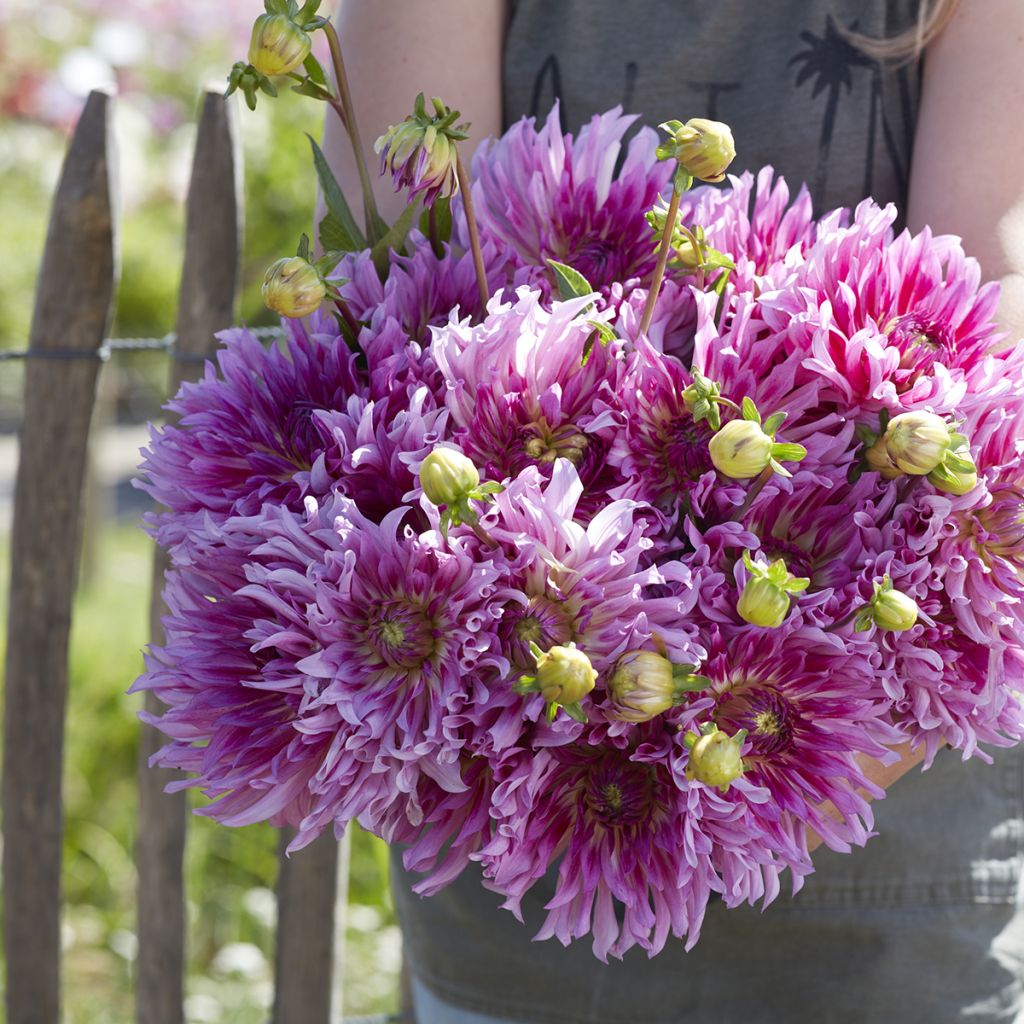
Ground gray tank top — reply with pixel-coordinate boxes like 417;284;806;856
393;4;1024;1021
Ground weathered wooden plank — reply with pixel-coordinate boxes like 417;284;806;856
135;87;242;1024
273;829;350;1024
2;87;118;1024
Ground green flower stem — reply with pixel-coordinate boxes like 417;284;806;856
455;147;490;312
712;396;741;414
468;518;497;548
323;21;383;244
823;607;861;633
639;184;683;336
729;465;774;522
428;203;443;259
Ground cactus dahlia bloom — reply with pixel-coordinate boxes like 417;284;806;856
696;629;900;851
469;105;671;291
136;495;510;851
432;289;628;513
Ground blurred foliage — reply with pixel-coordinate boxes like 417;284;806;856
0;525;400;1022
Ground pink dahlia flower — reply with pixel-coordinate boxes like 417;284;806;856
432;288;627;512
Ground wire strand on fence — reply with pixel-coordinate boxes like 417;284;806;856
0;325;288;362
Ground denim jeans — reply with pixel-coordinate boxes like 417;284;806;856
399;746;1024;1024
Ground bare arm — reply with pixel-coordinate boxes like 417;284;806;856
807;9;1024;850
907;0;1024;339
322;0;506;224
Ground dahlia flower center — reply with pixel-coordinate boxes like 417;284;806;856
584;758;655;827
973;486;1024;561
755;539;814;581
716;686;796;758
886;313;955;373
365;601;438;668
283;398;322;466
503;595;576;669
664;416;714;482
522;421;589;466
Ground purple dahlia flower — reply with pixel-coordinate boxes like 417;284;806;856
468;105;671;291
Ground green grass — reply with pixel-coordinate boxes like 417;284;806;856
0;523;399;1023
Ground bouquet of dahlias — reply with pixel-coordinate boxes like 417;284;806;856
136;0;1024;961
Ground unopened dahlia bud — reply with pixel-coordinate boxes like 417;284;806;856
871;588;919;632
685;726;747;793
516;642;597;723
419;447;480;507
248;13;311;77
855;575;919;632
709;419;773;479
737;550;809;628
883;411;951;476
658;118;736;183
262;256;326;317
374;94;467;206
534;643;597;707
610;651;674;721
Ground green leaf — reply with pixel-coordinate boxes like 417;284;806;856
762;411;788;436
319;212;362;254
308;134;367;249
371;200;421;277
741;396;760;423
291;78;333;102
581;319;617;364
547;260;595;302
303;53;328;85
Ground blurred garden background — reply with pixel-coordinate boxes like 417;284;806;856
0;1;401;1020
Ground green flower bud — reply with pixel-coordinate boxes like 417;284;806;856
883;411;951;476
685;726;747;793
419;447;480;507
871;587;919;631
659;118;736;183
737;550;810;628
928;450;978;495
864;435;902;479
737;577;792;628
261;256;326;318
709;419;773;479
609;651;675;722
248;13;311;77
534;643;597;708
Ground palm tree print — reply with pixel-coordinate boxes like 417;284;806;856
789;14;873;199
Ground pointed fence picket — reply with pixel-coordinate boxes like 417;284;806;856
1;85;383;1024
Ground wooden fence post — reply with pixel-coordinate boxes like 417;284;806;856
2;87;119;1024
135;86;242;1024
273;829;350;1024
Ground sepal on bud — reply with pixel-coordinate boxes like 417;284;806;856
737;550;809;628
928;435;978;495
682;368;723;431
516;642;597;723
684;724;747;793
